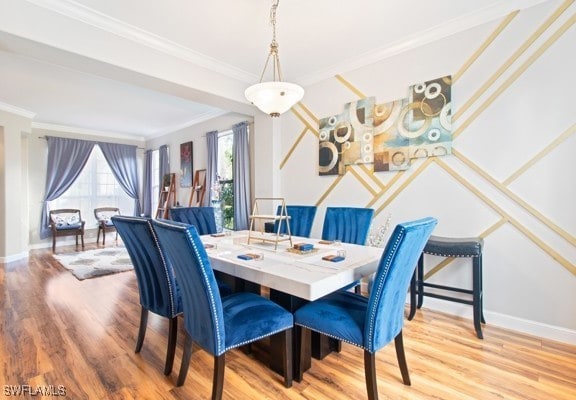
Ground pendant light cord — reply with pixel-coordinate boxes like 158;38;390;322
258;0;283;83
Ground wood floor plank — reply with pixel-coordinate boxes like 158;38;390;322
1;243;575;399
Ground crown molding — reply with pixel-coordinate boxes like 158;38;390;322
148;109;230;139
32;122;147;141
24;0;551;89
24;0;257;84
0;101;36;118
296;0;552;86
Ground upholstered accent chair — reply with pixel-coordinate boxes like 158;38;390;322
152;219;293;399
169;206;218;235
273;205;317;238
94;207;120;245
111;215;182;375
49;208;85;252
294;217;438;400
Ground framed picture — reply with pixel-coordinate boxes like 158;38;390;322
180;141;193;187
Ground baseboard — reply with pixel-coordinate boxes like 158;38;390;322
29;236;99;251
485;310;576;345
413;297;576;345
0;251;29;264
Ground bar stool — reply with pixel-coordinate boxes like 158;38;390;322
408;235;485;339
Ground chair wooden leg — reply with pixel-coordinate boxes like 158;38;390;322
164;317;178;375
97;229;101;245
102;229;106;246
364;350;378;400
240;343;252;354
177;334;193;386
212;354;225;400
394;331;411;386
281;328;293;388
52;235;56;252
80;232;84;249
135;307;148;353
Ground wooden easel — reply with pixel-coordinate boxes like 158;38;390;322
188;169;206;207
156;173;176;219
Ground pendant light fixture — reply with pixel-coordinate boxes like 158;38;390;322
244;0;304;117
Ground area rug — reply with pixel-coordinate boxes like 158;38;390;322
52;247;133;280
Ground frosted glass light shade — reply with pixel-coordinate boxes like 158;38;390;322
245;81;304;117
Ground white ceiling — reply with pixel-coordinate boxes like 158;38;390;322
0;0;548;139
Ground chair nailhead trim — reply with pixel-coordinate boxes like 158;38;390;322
366;229;404;351
155;219;224;355
225;326;292;351
424;251;480;258
148;219;177;318
185;227;224;356
295;322;369;351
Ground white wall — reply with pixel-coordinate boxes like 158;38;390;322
273;0;576;342
146;112;252;207
0;110;31;261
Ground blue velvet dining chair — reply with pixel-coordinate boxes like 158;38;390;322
294;217;438;400
111;215;182;375
322;206;374;245
151;219;294;398
169;206;217;235
322;206;374;294
274;205;317;237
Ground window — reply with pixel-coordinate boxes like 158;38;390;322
218;131;234;230
50;146;134;227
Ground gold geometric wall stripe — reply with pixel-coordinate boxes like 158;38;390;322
315;174;345;207
503;122;576;186
359;164;386;190
281;104;322;172
453;12;575;139
347;167;379;196
453;148;576;247
296;102;320;125
335;74;366;99
434;158;576;275
366;171;405;208
453;0;574;122
290;107;319;136
480;217;509;239
452;10;520;83
280;126;309;170
374;158;434;217
425;218;508;280
424;256;456;280
282;4;574;277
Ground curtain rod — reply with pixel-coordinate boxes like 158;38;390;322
38;136;145;150
201;121;253;137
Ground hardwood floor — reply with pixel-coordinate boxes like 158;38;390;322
2;243;575;399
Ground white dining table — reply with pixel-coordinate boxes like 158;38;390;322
201;230;384;301
201;230;384;378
